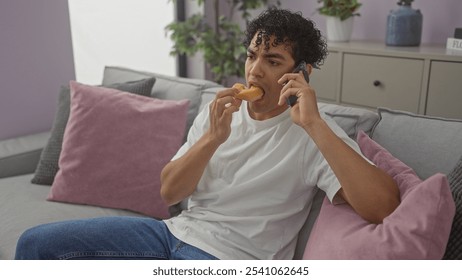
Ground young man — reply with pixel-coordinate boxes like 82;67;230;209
16;8;399;260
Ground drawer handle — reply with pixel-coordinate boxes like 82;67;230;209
373;80;381;87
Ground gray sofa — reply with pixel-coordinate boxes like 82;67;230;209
1;66;461;260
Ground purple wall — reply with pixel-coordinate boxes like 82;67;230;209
283;0;462;45
1;1;460;140
0;0;75;140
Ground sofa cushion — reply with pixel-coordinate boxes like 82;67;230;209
371;108;462;179
48;81;189;218
102;66;221;139
443;155;462;259
0;174;147;260
31;78;155;185
303;131;455;259
0;132;50;179
318;102;379;139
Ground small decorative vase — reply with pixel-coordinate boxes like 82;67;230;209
326;16;354;42
386;2;423;46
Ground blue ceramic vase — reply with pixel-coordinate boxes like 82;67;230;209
386;3;423;46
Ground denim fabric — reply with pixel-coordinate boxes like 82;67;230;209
15;217;218;260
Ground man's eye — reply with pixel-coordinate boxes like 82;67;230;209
246;54;254;59
269;60;279;66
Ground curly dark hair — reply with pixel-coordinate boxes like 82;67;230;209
244;7;328;68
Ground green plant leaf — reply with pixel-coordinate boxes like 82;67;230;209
165;0;277;84
317;0;361;20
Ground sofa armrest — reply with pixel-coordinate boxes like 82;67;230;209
0;131;50;179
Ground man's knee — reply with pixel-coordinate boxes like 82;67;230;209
15;224;56;260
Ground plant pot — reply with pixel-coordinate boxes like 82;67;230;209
325;16;354;42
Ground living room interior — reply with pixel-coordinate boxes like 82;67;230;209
1;0;461;261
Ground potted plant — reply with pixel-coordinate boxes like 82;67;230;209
317;0;362;42
165;0;274;85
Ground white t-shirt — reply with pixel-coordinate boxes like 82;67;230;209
164;101;363;259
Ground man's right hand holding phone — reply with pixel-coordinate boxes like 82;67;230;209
277;61;322;131
285;61;310;107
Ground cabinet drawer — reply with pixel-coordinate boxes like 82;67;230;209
341;54;424;113
426;61;462;119
311;51;339;102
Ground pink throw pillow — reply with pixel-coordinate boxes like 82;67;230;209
303;130;455;259
48;81;189;218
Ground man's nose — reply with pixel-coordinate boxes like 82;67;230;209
249;59;264;78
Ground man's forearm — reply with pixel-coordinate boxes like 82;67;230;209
160;132;221;206
304;119;400;224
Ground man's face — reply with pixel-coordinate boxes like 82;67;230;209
245;33;296;120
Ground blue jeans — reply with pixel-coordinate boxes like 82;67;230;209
15;217;218;260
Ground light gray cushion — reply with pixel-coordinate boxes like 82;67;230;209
318;102;379;139
0;174;145;260
0;132;50;179
371;108;462;179
102;66;221;138
31;78;156;185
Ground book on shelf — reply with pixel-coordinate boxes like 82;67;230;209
446;37;462;51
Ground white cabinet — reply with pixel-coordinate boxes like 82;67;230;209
341;54;423;113
426;61;462;119
310;51;339;102
313;41;462;119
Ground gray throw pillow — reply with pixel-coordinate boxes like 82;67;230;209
318;102;379;140
443;155;462;259
371;108;462;179
31;78;156;185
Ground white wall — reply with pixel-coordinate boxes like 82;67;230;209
68;0;176;85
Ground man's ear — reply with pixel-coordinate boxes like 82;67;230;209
307;64;313;75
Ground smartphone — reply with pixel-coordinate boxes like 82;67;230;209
286;60;310;107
